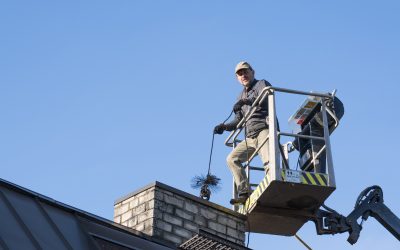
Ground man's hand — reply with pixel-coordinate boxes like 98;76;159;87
233;99;252;113
214;124;226;134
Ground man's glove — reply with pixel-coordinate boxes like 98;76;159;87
214;123;226;134
233;99;252;113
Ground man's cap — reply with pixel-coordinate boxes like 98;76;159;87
235;61;252;74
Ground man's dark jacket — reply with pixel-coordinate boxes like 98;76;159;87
225;79;272;138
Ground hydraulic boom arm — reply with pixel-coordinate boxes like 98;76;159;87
313;185;400;244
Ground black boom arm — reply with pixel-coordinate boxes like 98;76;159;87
312;185;400;244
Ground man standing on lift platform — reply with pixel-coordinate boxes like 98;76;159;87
214;61;272;204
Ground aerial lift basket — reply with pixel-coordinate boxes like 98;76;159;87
225;87;340;236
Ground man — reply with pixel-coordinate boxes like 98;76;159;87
214;61;272;204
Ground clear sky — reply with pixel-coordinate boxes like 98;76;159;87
1;1;400;249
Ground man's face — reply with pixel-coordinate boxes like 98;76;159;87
236;68;255;87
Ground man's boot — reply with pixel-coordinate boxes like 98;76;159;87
229;191;250;205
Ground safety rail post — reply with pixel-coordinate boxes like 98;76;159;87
232;141;239;211
282;143;290;168
232;178;238;211
321;100;336;187
267;90;281;181
246;159;250;197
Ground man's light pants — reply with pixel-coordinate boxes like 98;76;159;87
226;129;269;194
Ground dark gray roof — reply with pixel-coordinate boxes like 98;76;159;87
0;178;175;250
180;230;251;250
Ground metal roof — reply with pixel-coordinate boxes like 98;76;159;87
0;178;175;250
179;230;251;250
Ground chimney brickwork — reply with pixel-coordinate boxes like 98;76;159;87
114;182;246;246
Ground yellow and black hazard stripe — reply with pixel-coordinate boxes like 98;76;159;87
238;174;271;214
238;170;329;214
301;171;328;186
281;170;328;186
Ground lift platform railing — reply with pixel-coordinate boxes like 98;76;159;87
224;86;339;206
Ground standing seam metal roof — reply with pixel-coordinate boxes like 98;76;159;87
0;178;175;250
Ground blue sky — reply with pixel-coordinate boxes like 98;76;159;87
1;1;399;249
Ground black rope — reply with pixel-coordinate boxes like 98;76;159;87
207;132;215;176
207;110;234;175
223;110;234;124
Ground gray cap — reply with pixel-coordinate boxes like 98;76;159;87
235;61;252;73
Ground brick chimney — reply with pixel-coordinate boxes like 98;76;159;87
114;182;246;247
